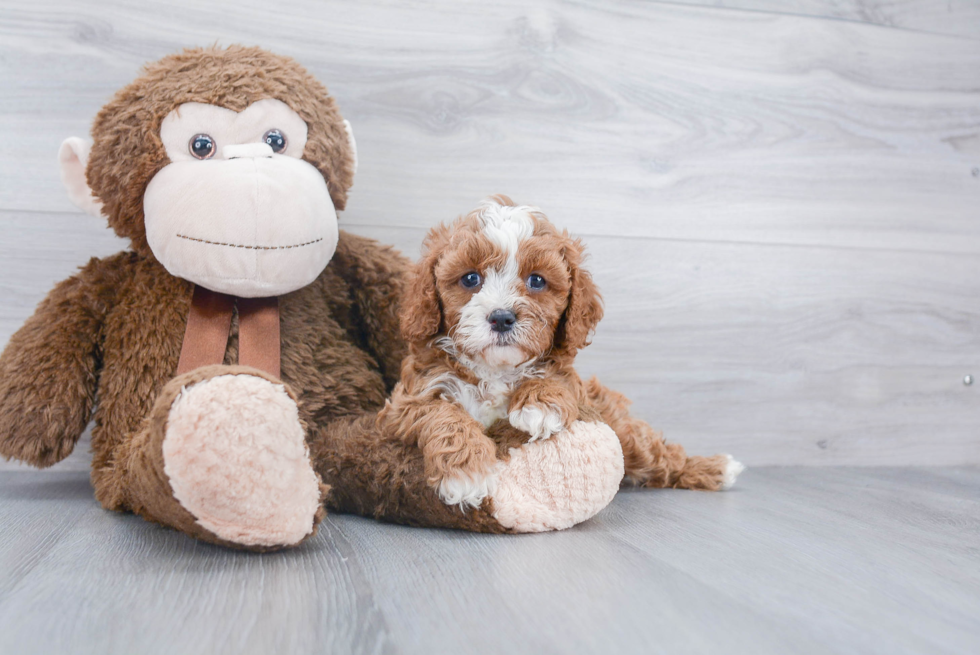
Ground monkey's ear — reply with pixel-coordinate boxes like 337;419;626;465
342;120;358;175
58;137;104;218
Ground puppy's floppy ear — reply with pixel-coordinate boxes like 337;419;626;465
553;234;604;358
400;225;450;344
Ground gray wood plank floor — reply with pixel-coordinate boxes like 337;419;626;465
0;466;976;655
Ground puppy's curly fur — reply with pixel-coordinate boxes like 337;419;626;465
379;196;743;508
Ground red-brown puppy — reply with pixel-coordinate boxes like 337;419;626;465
380;196;743;507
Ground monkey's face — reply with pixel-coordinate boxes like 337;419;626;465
58;46;359;299
142;99;338;297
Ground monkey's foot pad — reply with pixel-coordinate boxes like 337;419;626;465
162;373;322;547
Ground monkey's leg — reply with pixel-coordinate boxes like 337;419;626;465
96;365;327;551
584;377;744;491
309;415;625;533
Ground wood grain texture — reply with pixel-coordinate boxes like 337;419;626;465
664;0;980;39
0;0;978;466
0;467;977;654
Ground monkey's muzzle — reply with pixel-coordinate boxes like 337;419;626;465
144;154;338;297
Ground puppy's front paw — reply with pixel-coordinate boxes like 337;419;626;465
508;404;567;442
437;468;499;509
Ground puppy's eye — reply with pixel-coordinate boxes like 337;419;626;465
460;272;482;289
263;129;287;154
526;273;547;291
189;134;215;160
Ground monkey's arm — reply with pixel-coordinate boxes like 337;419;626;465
0;256;123;467
331;230;410;392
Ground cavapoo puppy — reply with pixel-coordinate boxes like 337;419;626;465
379;196;743;507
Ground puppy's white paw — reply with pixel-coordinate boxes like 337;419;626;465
437;469;499;509
721;455;745;490
508;404;566;442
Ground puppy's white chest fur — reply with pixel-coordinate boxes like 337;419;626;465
429;373;516;428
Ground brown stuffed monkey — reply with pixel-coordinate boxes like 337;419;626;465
0;46;627;550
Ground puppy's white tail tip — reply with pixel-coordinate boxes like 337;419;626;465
721;455;745;490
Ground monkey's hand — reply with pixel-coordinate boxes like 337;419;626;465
0;256;120;467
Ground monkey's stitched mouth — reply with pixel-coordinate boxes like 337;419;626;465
176;234;323;250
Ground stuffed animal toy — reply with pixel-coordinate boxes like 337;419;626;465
0;46;627;551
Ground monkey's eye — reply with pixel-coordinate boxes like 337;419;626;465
263;129;287;154
188;134;215;160
526;274;547;291
460;272;482;289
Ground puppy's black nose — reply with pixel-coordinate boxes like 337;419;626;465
488;309;517;333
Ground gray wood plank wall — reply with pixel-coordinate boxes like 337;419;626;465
1;0;978;467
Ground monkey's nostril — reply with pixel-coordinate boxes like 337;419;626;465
488;309;517;333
